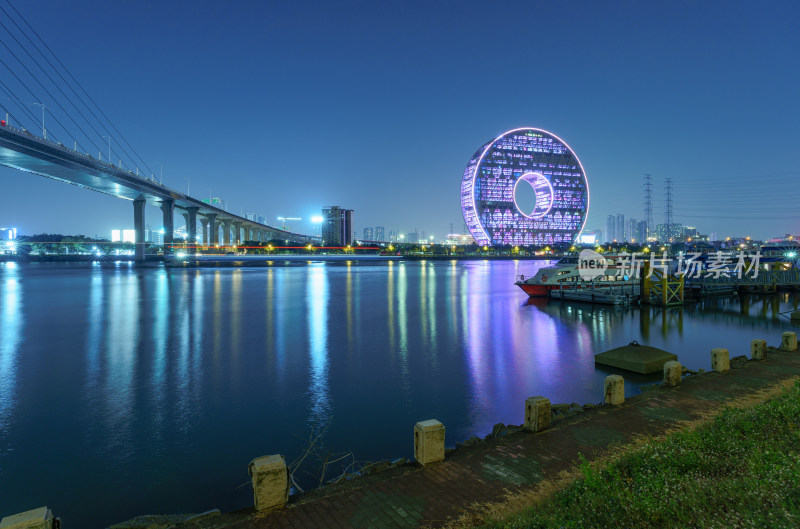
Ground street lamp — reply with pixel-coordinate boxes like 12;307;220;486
32;102;46;138
102;135;111;164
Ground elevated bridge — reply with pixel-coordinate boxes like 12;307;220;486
0;124;318;261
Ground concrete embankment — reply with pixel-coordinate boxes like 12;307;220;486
163;336;800;528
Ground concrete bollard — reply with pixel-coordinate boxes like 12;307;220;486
604;375;625;405
414;419;445;465
751;339;767;361
248;454;289;511
524;396;551;432
0;507;55;529
663;360;682;387
711;348;730;372
782;332;798;351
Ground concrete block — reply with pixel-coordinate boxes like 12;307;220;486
790;311;800;321
604;375;625;405
0;507;54;529
751;339;767;361
524;396;551;432
663;360;682;387
711;348;730;372
594;343;676;374
248;454;288;511
414;419;445;465
782;332;798;351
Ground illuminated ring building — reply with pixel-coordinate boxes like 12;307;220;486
460;128;589;246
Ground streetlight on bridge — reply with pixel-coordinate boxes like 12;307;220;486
32;102;46;138
102;135;112;164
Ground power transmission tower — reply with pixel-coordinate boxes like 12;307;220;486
665;177;673;243
644;174;653;240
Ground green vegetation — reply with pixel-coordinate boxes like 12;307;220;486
487;382;800;529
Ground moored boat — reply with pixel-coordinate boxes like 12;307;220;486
515;255;630;297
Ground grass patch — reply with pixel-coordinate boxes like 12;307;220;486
480;381;800;529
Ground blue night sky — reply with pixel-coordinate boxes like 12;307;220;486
0;0;798;240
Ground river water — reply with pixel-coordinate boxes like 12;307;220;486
0;260;797;527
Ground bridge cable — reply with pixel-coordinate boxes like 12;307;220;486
0;19;126;163
0;78;42;130
0;14;139;168
3;0;155;176
0;5;143;170
0;59;75;147
0;45;96;153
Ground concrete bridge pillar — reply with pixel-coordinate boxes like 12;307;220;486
199;217;209;248
186;207;199;255
133;198;146;263
205;213;218;247
222;220;231;247
180;212;189;246
161;199;174;255
231;222;241;245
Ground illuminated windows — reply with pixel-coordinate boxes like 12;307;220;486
460;128;589;246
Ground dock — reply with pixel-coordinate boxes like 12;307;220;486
548;280;640;305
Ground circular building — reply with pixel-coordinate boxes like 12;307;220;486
460;128;589;246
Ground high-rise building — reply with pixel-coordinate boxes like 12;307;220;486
605;215;616;243
407;231;419;244
626;218;642;242
363;227;374;240
322;206;353;246
616;214;625;242
637;220;648;243
656;223;685;242
375;226;385;241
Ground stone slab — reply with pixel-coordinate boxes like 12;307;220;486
0;507;52;529
595;343;677;374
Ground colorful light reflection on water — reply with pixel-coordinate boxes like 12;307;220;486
0;261;797;527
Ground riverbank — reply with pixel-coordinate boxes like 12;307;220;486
2;253;554;264
478;379;800;529
151;335;800;529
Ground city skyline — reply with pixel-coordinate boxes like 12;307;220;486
0;0;798;241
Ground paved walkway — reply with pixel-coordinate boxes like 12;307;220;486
175;344;800;529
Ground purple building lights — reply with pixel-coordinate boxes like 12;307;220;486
460;128;589;246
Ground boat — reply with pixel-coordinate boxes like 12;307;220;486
515;255;632;297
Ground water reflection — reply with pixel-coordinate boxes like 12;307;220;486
307;264;330;430
150;270;169;438
0;263;21;432
1;261;799;528
102;271;141;459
